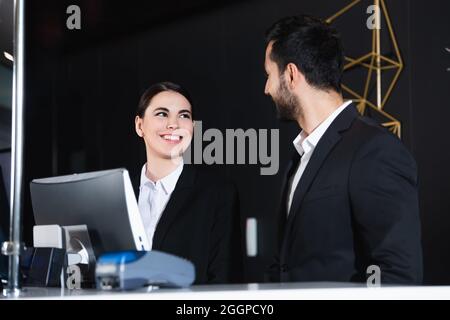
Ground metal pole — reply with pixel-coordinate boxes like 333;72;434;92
375;0;382;109
2;0;25;296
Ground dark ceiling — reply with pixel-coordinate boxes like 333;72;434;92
0;0;248;66
26;0;248;55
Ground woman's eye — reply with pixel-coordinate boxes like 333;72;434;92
155;112;168;117
179;113;191;119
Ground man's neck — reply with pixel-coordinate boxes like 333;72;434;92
297;90;344;135
145;151;182;183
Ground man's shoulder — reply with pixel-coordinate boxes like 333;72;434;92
347;116;416;168
350;114;392;139
346;115;405;150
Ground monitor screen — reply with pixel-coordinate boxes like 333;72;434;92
30;168;150;257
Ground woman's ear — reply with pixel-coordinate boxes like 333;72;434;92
135;116;144;137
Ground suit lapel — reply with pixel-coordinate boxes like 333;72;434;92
152;165;196;249
286;130;342;221
281;104;358;251
130;171;140;200
277;152;301;248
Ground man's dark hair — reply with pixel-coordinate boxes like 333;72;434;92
266;14;344;93
137;81;194;118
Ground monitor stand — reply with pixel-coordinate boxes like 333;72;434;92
62;225;96;288
32;224;96;289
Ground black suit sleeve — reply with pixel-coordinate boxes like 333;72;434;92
349;133;423;284
207;182;243;284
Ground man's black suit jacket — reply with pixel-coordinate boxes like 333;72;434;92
131;165;243;284
272;103;423;284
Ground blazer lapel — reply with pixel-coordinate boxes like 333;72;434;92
277;152;301;248
152;165;196;249
282;104;359;250
130;171;140;200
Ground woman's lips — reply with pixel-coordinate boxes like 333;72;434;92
160;134;183;144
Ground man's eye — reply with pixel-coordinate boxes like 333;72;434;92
155;112;168;117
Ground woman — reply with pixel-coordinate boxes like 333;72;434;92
133;82;242;284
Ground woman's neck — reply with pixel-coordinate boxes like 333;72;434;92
145;152;183;183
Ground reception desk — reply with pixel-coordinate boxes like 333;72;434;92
2;282;450;300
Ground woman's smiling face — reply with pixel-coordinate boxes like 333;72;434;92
135;90;194;160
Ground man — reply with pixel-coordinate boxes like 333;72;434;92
264;15;422;284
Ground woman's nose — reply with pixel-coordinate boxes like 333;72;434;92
167;121;179;130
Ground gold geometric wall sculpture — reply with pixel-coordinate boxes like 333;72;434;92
327;0;402;137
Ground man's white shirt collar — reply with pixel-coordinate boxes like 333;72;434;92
293;100;353;156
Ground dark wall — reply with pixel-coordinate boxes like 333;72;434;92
408;1;450;284
0;150;10;279
22;0;450;284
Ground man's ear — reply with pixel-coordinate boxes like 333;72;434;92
286;63;301;89
135;116;144;137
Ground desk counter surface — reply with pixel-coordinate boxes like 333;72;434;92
2;282;450;300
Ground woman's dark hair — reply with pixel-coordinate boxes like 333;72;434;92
266;14;344;93
136;81;194;118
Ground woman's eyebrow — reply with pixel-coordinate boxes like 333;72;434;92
153;107;170;113
178;109;192;114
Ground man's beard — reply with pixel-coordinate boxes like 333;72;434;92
272;76;301;121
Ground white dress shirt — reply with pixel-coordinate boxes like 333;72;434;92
286;100;352;215
138;161;184;249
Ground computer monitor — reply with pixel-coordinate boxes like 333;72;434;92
30;168;150;258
